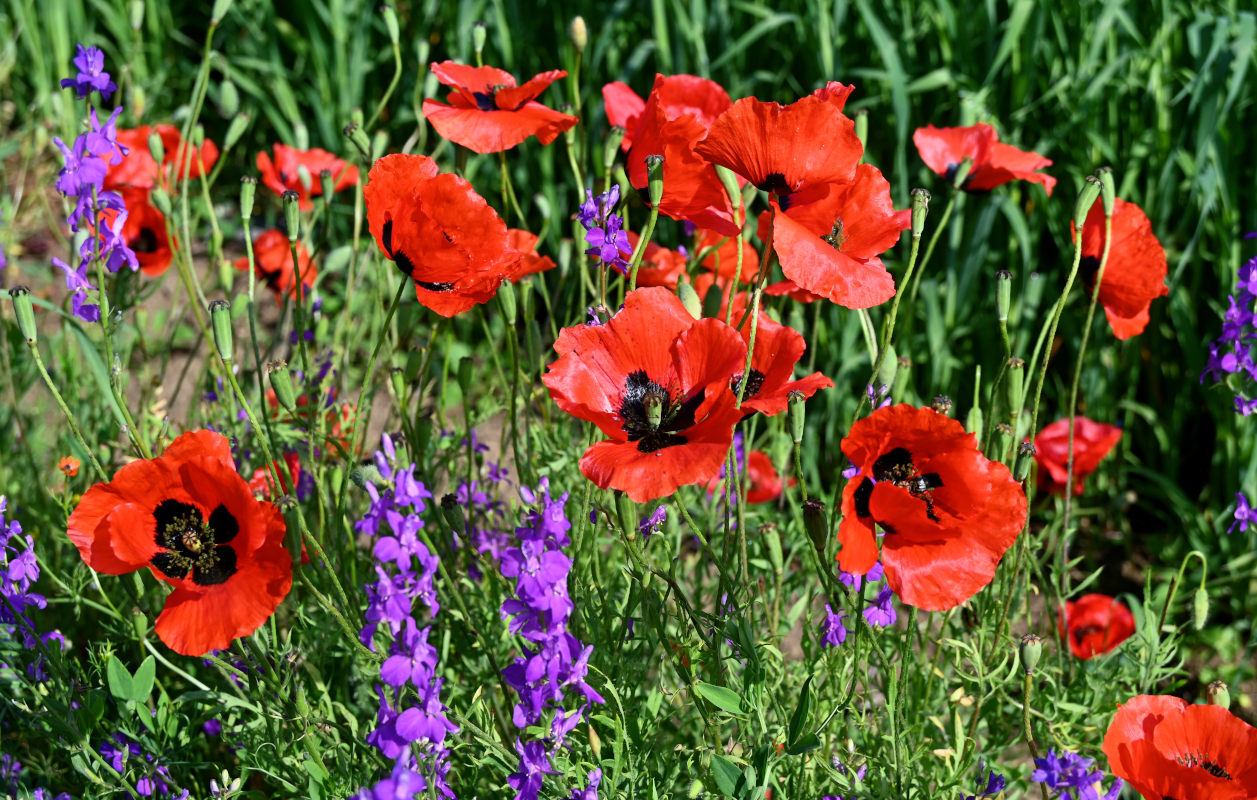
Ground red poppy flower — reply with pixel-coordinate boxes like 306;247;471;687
106;124;219;191
707;450;788;504
67;430;292;656
1073;198;1168;340
836;404;1027;611
1057;593;1135;659
764;279;825;304
233;229;316;301
697;97;900;308
630;228;758;294
256;144;358;212
1033;417;1123;495
605;74;733;152
100;188;174;275
421;62;578;154
913;123;1056;195
248;452;302;500
733;312;832;416
542;287;747;502
1103;695;1257;799
364;153;524;317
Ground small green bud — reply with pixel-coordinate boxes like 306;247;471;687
1096;166;1115;217
472;21;487;56
1074;175;1102;230
1019;633;1043;674
344;122;372;160
282;190;301;242
854;109;868;152
569;16;588;53
1014;441;1036;482
131;609;148;640
319;169;334;205
994;423;1014;454
267;360;298;413
910;188;930;238
1207;680;1230;709
457;357;474;402
224;112;250;151
147;130;166;165
218;79;240;118
381;4;400;46
676;279;701;320
209;299;234;362
803;499;828;561
129;0;144;30
788;390;807;445
9;286;38;344
644;393;663;429
372;130;389;163
497;279;517;326
875;344;898;396
440;493;466;534
615;491;639;539
603;126;626;169
1006;357;1025;417
191;124;205;148
351;108;365;128
996;269;1013;323
894;356;912;404
389;366;407;403
714;164;741;211
520;281;536;323
588;723;602;760
150;185;173;217
1193;585;1209;630
240;176;257;220
296;163;313;193
645;154;665;206
951;158;973;190
210;0;233;25
294;122;309;151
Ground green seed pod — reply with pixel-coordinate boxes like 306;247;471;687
676;279;701;320
893;356;912;404
803;499;828;562
1019;633;1043;675
372;130;389;163
282;190;301;242
497;279;517;326
854;109;868;152
1073;175;1102;231
615;490;639;540
569;16;588;53
440;493;466;534
931;395;953;415
644;393;663;429
296;163;313;193
1193;585;1209;630
875;344;898;397
1096;166;1115;217
218;79;240;118
131;609;148;640
994;423;1014;455
910;188;930;238
9;286;38;344
344;123;372;160
788;390;807;445
294;122;309;151
191;124;205;148
1005;357;1025;417
1207;680;1230;710
240;176;257;220
147;130;166;165
210;0;233;25
472;21;487;56
381;4;400;46
389;366;406;403
319;169;334;205
996;269;1013;323
150;185;173;217
603;126;626;171
224;112;250;151
209;300;234;362
950;158;973;189
1014;441;1036;482
267;360;298;413
645;154;665;206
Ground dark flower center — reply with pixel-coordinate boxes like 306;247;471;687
150;499;240;586
1079;255;1102;284
132;226;159;254
618;370;705;453
473;87;503;111
1177;752;1231;780
1072;624;1104;644
944;162;981;190
757;172;794;210
852;447;944;524
416;280;456;292
730;369;766;399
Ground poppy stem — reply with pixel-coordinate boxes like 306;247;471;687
626;204;661;292
906;188;956;307
349;275;410;462
23;338;108;481
364;28;402;133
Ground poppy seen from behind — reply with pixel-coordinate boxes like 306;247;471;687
1075;198;1169;340
1034;416;1123;495
913;123;1056;195
256;144;358;211
422;62;578;154
234;229;316;302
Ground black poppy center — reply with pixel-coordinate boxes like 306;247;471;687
618;370;705;453
756;172;795;210
416;280;456;292
1079;255;1102;285
944;162;981;190
852;447;944;523
383;220;457;292
1072;624;1104;644
131;227;160;254
1178;753;1231;780
473;91;498;111
150;499;240;586
730;368;766;399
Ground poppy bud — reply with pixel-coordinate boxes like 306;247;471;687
1207;680;1231;710
150;185;173;217
569;16;588;53
440;493;466;534
472;21;487;57
296;164;313;193
267;360;298;414
372;130;389;163
282;190;301;242
1073;176;1102;231
645;155;665;206
497;280;517;326
9;286;37;345
457;357;473;403
520;281;536;323
714;164;741;210
950;158;972;190
147;130;165;165
996;270;1012;323
994;423;1014;454
240;176;257;221
1019;633;1043;674
932;395;952;415
191;124;205;149
294;122;310;151
1005;357;1025;417
1014;441;1036;482
676;279;701;320
803;499;827;560
276;495;303;564
588;722;602;760
224;112;250;151
788;390;807;445
1096;166;1115;217
381;4;400;46
910;188;930;238
210;0;233;25
854;109;868;152
209;299;234;362
894;356;912;404
319;169;334;205
344;123;372;160
130;0;144;30
603;126;626;170
876;344;898;396
131;609;148;640
1193;585;1209;630
218;79;240;118
615;490;639;540
389;367;406;403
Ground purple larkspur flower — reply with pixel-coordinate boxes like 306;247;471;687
1230;492;1254;535
637;505;667;540
838;561;884;592
355;757;428;800
821;604;848;648
569;768;602;800
962;765;1006;799
1030;749;1122;800
507;739;560;800
61;43;118;99
1202;252;1257;414
577;185;630;273
863;584;897;628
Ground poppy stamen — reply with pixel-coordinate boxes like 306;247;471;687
1177;752;1231;780
618;370;704;453
871;447;944;522
151;499;240;585
730;369;766;399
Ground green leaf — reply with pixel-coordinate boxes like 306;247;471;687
787;674;813;745
694;681;744;715
786;733;821;755
710;754;741;796
106;656;134;702
131;656;156;702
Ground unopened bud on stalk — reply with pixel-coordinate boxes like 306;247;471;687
910;188;930;238
1193;585;1209;630
129;0;144;30
497;280;517;325
788;390;807;444
372;130;389;163
1019;634;1043;674
676;279;701;320
603;126;626;169
645;155;665;206
218;79;240;117
472;22;487;57
966;404;984;443
319;169;334;205
282;190;301;242
381;4;400;46
803;500;828;560
344;123;372;160
150;185;172;217
932;395;953;415
209;300;234;362
294;122;310;151
1014;441;1036;482
191;124;205;148
224;112;249;151
714;164;741;210
240;176;257;220
996;270;1013;322
147;130;165;165
1096;167;1115;217
267;360;298;413
9;286;37;344
994;423;1014;454
1207;680;1230;709
950;158;972;190
1074;176;1102;230
277;495;302;563
1006;358;1025;416
210;0;233;25
854;109;868;152
520;281;536;323
296;164;313;193
893;356;912;404
876;344;898;396
615;491;639;540
389;367;406;402
440;493;466;534
569;16;588;53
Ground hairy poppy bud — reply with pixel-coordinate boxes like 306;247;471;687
240;176;257;220
296;164;313;193
267;360;298;414
645;155;665;207
282;190;301;242
147;130;165;165
603;126;626;170
1193;585;1209;630
381;4;400;46
910;188;930;238
615;490;639;540
150;185;173;217
1073;175;1102;231
130;0;144;30
1005;357;1025;417
1096;166;1115;217
224;112;250;151
876;344;898;396
372;130;389;163
996;270;1012;323
209;299;234;362
803;499;827;560
894;356;912;404
1207;680;1230;709
344;122;371;160
191;124;205;148
1019;633;1043;675
440;493;466;534
569;16;588;53
210;0;233;25
932;395;952;415
472;21;487;56
788;390;807;445
218;79;240;118
319;169;334;206
854;109;868;152
457;357;473;403
994;423;1014;454
676;279;701;320
1014;441;1036;482
9;286;38;345
497;280;517;326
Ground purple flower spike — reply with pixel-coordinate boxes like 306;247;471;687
61;43;118;99
1030;748;1122;800
863;584;897;628
578;186;630;274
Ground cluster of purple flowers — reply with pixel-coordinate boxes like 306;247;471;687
1;754;69;800
1030;749;1122;800
498;480;604;800
1;496;63;680
52;44;138;322
99;733;187;798
355;435;457;799
1202;247;1257;415
962;765;1006;800
577;185;630;274
820;562;897;648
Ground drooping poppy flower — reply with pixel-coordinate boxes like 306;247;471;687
233;229;316;301
605;74;733;152
913;123;1056;195
625;74;740;236
732;312;832;416
67;430;292;655
364;153;524;317
1102;694;1257;799
248;452;302;501
106;124;219;191
707;449;788;504
1057;593;1135;659
697;95;900;308
256;144;358;211
421;62;578;154
1074;198;1168;340
100;188;174;275
1033;417;1123;495
836;404;1027;611
542;287;748;502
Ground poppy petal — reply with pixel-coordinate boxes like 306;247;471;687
772;206;896;308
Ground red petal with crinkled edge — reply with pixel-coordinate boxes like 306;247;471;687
1075;198;1168;340
772;204;896;309
505;229;556;280
912;124;995;182
1058;594;1135;659
764;279;825;304
649;74;732;128
784;164;910;259
579;412;736;503
423;99;577;153
107;125;219;191
256;144;358;211
970;140;1056;195
495;69;567;110
1033;416;1123;495
738;312;832;416
430;62;517;98
603;82;646;150
811;81;855;111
